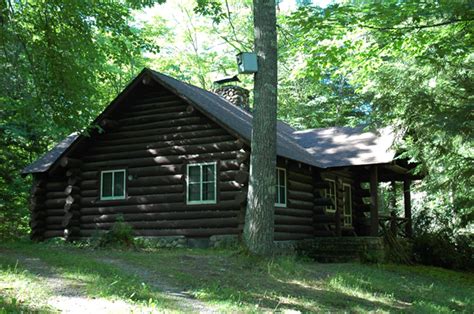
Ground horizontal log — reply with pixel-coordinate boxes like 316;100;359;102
45;182;68;191
148;140;243;156
45;198;67;208
83;141;241;163
66;168;81;177
275;225;314;234
313;181;330;190
66;195;80;205
82;217;238;230
98;118;119;130
68;176;81;186
80;193;184;207
64;227;80;237
82;151;243;171
314;214;337;223
235;170;249;185
287;171;312;185
274;232;313;241
88;132;233;156
119;110;193;126
30;220;45;229
99;117;209;140
81;165;183;180
94;124;218;146
287;199;314;210
80;190;238;207
65;185;80;195
62;219;80;228
81;200;240;215
80;210;239;224
31;196;46;205
45;209;66;216
64;204;80;212
78;228;240;238
45;191;66;199
288;190;314;202
274;207;313;218
43;230;65;239
121;104;187;118
60;157;82;168
314;198;334;206
287;180;313;193
235;188;248;205
31;186;46;196
275;215;313;226
130;99;185;112
44;216;64;224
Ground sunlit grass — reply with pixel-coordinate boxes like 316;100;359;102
0;255;53;313
1;241;473;313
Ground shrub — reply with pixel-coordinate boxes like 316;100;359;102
412;231;473;270
95;215;136;249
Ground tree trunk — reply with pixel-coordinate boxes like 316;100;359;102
243;0;278;256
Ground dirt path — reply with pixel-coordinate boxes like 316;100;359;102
8;254;136;313
97;257;217;313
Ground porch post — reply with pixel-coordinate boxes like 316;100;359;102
403;179;413;238
370;166;379;236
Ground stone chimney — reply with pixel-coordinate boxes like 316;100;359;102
213;85;251;112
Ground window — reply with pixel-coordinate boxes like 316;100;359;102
343;183;353;226
275;168;287;207
324;179;337;212
187;162;217;204
100;169;126;200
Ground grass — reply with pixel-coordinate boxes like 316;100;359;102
1;240;473;313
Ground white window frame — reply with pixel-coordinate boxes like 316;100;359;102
324;178;337;213
275;167;287;207
186;162;217;205
343;183;353;226
100;169;126;201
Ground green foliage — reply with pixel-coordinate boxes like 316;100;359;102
95;216;136;249
0;0;158;239
413;210;474;270
287;0;474;231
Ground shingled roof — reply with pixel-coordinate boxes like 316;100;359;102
22;68;397;174
292;126;396;168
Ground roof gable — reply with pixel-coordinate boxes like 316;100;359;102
22;68;398;174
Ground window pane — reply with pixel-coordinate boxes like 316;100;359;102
114;171;125;197
344;186;351;215
279;169;285;187
202;164;215;182
102;172;113;197
202;182;215;201
188;166;201;183
188;183;200;201
279;186;286;204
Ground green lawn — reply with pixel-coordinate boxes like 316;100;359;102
0;240;472;313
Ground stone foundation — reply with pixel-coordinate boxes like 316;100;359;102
135;236;187;248
209;235;239;248
295;237;386;263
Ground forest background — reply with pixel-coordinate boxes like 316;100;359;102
0;0;472;268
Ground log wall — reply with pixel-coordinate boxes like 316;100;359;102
274;161;315;241
38;85;248;239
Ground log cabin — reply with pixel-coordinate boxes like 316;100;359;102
22;68;422;244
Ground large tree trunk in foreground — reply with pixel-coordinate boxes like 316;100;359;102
243;0;278;256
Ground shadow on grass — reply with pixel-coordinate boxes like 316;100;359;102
0;245;184;311
111;249;474;313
